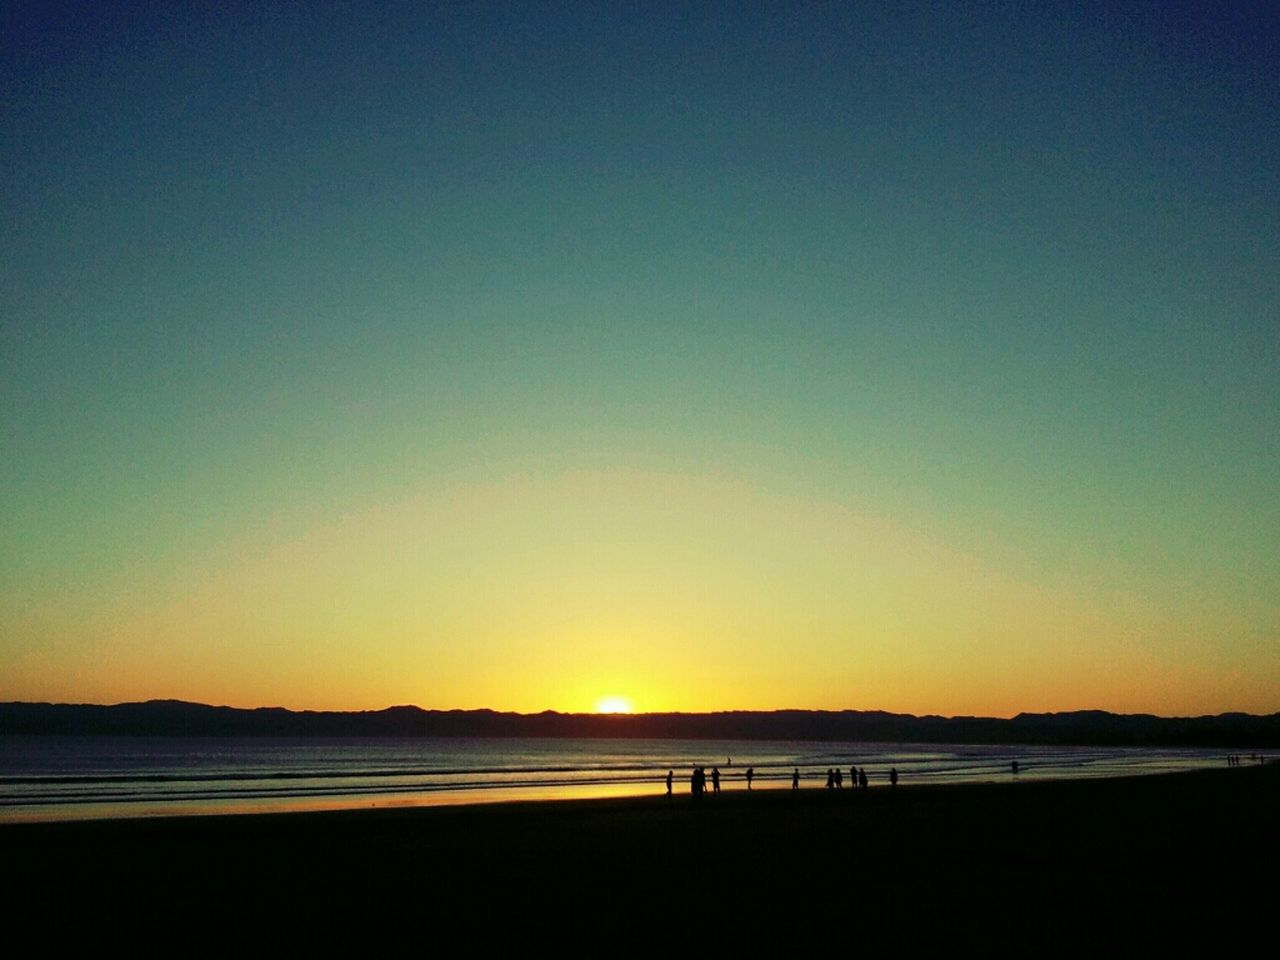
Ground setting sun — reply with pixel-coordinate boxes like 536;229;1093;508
593;696;633;715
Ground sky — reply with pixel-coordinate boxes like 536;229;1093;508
2;1;1277;716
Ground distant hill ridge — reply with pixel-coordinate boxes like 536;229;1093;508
1;700;1277;746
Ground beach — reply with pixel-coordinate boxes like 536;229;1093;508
3;763;1273;951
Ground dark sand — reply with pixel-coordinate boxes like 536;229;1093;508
4;765;1275;952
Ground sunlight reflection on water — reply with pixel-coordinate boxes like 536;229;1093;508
0;736;1241;822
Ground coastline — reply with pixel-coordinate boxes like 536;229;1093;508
3;764;1274;949
0;734;1244;825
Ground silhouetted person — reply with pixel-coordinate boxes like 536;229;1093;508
746;767;754;790
859;768;868;790
792;768;800;790
711;767;721;793
691;767;701;798
851;766;857;790
890;767;898;788
666;769;673;796
1011;760;1019;775
835;768;844;789
826;769;834;789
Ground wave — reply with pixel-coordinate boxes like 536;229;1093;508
0;737;1234;821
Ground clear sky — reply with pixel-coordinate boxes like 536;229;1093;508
3;1;1277;716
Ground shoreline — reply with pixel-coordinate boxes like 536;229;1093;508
1;759;1252;827
3;764;1274;947
1;741;1255;826
0;759;1266;826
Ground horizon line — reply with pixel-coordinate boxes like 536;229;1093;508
5;698;1277;722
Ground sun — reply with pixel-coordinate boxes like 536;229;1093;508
593;696;633;714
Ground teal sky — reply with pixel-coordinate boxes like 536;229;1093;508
3;2;1277;714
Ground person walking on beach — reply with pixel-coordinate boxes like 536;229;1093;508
859;767;868;790
746;767;754;790
851;766;858;792
711;767;721;793
826;769;834;790
792;768;800;790
889;767;898;788
835;768;844;789
666;769;673;796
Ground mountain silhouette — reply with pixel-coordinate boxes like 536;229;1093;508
2;700;1277;746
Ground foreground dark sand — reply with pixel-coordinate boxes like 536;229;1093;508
4;765;1275;951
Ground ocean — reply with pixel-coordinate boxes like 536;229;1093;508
0;736;1232;822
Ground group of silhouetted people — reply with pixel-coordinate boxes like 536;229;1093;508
1227;754;1264;767
822;766;872;790
689;765;721;797
666;748;1270;800
671;752;1262;796
666;765;754;797
673;763;902;796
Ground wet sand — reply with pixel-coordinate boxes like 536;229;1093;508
4;764;1274;951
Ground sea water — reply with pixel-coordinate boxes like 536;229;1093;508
0;736;1231;822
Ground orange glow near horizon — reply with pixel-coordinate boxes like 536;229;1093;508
593;696;634;714
3;467;1278;718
